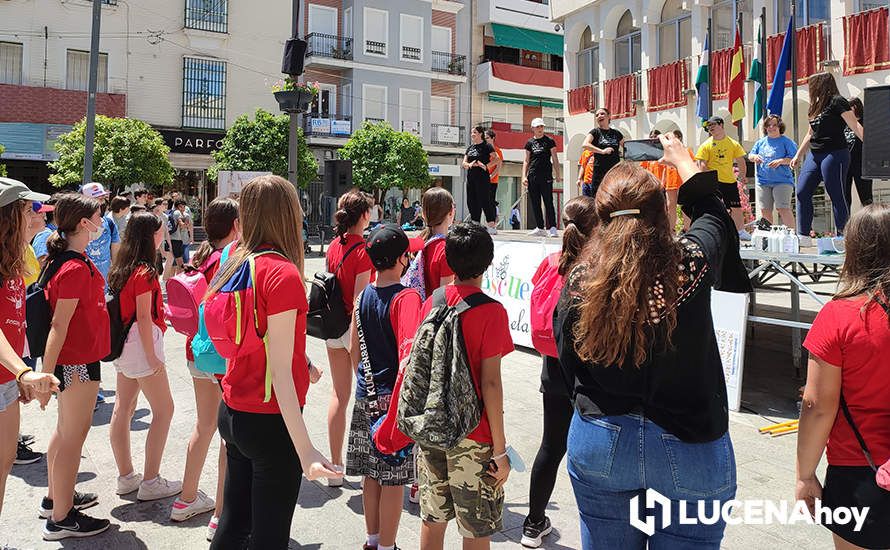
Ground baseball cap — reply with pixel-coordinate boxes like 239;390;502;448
81;182;110;198
32;201;55;213
705;115;724;127
365;223;424;269
0;177;51;208
530;118;545;128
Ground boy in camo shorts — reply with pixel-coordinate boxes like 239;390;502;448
415;223;514;548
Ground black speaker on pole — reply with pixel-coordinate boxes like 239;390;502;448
862;85;890;180
281;38;308;76
324;159;353;197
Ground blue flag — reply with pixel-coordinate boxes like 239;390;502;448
766;16;794;116
695;33;711;122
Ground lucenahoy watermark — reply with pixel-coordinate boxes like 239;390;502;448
629;488;870;536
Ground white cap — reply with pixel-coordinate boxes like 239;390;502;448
530;118;545;128
80;182;110;198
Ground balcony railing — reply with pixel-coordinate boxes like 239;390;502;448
401;46;422;61
365;40;386;56
306;33;353;60
432;52;466;75
303;114;352;138
480;117;564;136
431;123;465;146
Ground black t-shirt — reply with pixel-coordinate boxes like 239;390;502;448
525;135;557;179
465;141;495;182
589;127;624;173
809;95;852;153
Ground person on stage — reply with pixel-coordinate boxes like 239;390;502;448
844;97;872;213
462;126;499;233
695;116;750;240
581;108;623;197
522;119;561;237
748;115;797;229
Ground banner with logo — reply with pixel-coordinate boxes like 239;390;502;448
217;171;272;198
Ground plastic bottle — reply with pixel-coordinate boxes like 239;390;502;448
768;226;781;253
751;227;769;251
783;228;798;254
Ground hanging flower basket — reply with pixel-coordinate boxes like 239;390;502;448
271;78;320;114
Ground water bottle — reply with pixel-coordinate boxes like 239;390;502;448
768;226;781;253
751;227;769;251
782;228;798;254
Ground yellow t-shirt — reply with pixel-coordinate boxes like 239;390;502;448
24;245;40;286
695;136;747;184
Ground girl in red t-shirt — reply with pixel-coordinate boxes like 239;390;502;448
797;204;890;550
419;187;456;298
209;175;340;548
0;181;59;516
173;197;239;533
107;212;181;503
40;193;111;539
324;191;373;480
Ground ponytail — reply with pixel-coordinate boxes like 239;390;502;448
558;196;598;276
418;187;455;241
45;193;101;261
334;191;372;244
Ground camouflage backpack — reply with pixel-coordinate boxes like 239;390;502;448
397;287;495;451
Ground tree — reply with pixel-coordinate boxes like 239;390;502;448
209;108;317;188
49;116;173;191
0;144;6;177
338;121;430;201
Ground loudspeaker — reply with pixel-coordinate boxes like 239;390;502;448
324;159;353;197
281;38;308;76
862;85;890;179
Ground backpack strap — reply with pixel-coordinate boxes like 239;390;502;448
839;394;878;471
454;290;496;315
431;286;449;309
246;249;287;403
330;241;364;274
36;250;91;287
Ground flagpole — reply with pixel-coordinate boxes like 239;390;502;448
736;11;744;143
760;7;767;125
790;5;799;146
707;17;713;118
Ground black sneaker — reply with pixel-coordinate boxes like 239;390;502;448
521;516;553;548
19;433;35;444
43;508;110;541
14;441;42;465
38;491;100;519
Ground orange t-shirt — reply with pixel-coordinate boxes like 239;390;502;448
661;148;696;191
578;150;594;184
488;146;504;184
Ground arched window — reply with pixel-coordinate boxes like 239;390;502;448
713;0;752;50
614;10;641;76
577;27;600;85
658;0;691;64
775;0;829;31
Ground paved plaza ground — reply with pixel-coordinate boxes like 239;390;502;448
0;251;837;549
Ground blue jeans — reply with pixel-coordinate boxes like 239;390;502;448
567;412;736;550
796;149;850;235
582;183;596;197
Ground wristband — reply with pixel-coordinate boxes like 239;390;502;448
491;451;509;461
16;367;33;382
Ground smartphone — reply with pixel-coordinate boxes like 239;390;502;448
623;139;664;162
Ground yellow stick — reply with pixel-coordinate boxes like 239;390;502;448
759;420;799;433
770;426;799;436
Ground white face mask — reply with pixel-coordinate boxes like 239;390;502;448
85;219;102;241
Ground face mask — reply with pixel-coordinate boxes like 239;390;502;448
85;219;102;241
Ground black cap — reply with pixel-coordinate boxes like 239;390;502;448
705;115;724;127
365;223;424;269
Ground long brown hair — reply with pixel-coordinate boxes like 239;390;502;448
334;191;371;244
208;175;304;294
835;204;890;322
807;72;841;119
419;187;454;240
108;211;162;293
0;200;28;281
559;196;597;276
190;197;239;269
46;193;101;259
572;163;683;367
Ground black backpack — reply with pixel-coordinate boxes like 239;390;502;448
166;211;178;235
25;251;92;358
104;267;159;363
307;241;363;340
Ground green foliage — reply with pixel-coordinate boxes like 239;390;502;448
338;121;430;199
0;144;6;177
209;109;317;188
49;116;173;191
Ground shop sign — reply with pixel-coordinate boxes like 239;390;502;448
160;129;226;154
310;118;332;134
331;119;351;136
435;125;460;144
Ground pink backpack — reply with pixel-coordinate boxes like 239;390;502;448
530;254;563;358
164;250;221;337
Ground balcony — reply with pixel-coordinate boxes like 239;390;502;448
401;46;422;62
305;33;353;61
475;61;563;101
476;0;556;34
477;118;565;153
303;114;352;138
365;40;386;56
431;123;465;146
481;117;564;137
567;83;597;115
432;52;466;76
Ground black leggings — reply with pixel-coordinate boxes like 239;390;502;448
527;176;556;230
528;390;574;522
844;169;873;211
467;175;496;224
212;402;303;550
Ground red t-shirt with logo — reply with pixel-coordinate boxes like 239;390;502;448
419;285;514;444
326;233;375;317
118;266;165;333
221;254;310;413
46;255;110;365
804;297;890;466
422;238;453;299
0;276;26;384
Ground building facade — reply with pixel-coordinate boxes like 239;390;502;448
552;0;890;231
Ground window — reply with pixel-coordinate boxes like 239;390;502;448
577;27;599;85
309;4;337;35
364;8;388;56
309;84;337;117
182;57;227;130
342;83;352;117
658;0;691;65
0;42;23;85
432;26;451;54
712;0;735;50
66;49;108;92
185;0;228;33
776;0;829;31
400;14;423;62
858;0;884;11
399;89;422;136
614;11;641;76
344;7;352;37
430;96;451;125
363;84;387;121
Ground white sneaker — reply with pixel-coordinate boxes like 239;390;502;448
326;474;343;488
137;475;182;501
116;472;142;495
738;229;753;241
206;515;219;542
170;490;215;522
527;228;546;237
548;227;558;238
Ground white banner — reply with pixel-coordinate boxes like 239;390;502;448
435;125;460;144
331;119;351;136
217;171;272;198
402;120;421;136
310;118;332;134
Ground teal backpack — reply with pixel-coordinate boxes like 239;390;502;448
190;244;232;375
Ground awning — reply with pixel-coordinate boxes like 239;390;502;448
488;93;562;110
491;23;563;56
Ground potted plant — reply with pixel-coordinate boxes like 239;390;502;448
272;77;320;114
447;58;464;75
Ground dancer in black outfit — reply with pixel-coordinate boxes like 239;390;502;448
463;126;498;227
844;97;873;211
522;118;562;237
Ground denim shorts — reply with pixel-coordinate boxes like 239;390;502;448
0;379;20;413
567;411;736;550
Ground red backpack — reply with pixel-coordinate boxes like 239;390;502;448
530;253;563;358
164;250;222;337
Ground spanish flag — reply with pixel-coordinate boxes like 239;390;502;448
728;27;745;124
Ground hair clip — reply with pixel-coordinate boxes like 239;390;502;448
609;209;641;218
